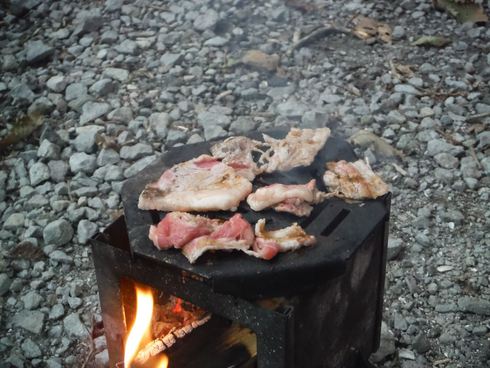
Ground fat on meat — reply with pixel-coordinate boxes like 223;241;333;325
210;136;266;181
246;179;325;217
138;155;252;212
323;159;389;199
181;214;254;263
260;127;330;173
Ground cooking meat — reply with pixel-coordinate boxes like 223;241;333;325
138;155;253;212
148;212;220;250
323;159;389;199
148;212;316;263
246;179;325;217
181;214;255;263
210;136;266;180
260;127;330;173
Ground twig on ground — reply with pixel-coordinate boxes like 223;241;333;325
288;24;351;56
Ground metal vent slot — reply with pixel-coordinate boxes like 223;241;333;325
321;209;350;236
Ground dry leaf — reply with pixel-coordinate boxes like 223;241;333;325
10;240;45;261
0;112;44;153
390;61;415;79
349;130;404;158
351;15;392;44
433;0;488;23
241;50;280;72
412;35;451;48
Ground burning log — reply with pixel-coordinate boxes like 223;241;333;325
135;314;212;364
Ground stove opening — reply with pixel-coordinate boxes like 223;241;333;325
119;278;257;368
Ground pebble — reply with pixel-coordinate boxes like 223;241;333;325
25;40;54;64
89;79;117;97
43;219;74;246
198;109;231;128
46;76;67;93
77;220;98;244
149;112;170;138
21;338;42;358
4;213;25;230
79;102;110;124
49;304;65;320
103;67;129;82
22;291;43;310
29;162;50;186
69;152;97;174
63;313;89;339
0;274;12;296
120;143;153;160
193;9;219;31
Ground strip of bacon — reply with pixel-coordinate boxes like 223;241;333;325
323;159;389;200
253;219;316;252
246;179;325;217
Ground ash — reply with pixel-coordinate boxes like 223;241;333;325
0;0;489;367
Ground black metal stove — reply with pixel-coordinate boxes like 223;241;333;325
91;129;390;368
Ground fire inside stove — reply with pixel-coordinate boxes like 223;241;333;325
119;280;257;368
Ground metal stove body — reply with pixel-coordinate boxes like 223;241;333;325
91;129;391;368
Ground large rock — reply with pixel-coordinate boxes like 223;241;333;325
25;41;54;64
43;219;74;246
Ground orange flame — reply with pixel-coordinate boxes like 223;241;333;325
155;354;169;368
123;287;154;368
172;298;183;314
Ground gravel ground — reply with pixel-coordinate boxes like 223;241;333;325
0;0;489;367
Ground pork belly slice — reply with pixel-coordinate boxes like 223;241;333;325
138;155;253;212
181;214;254;263
148;212;220;250
246;179;325;217
323;159;389;200
210;136;266;181
244;219;316;260
260;127;331;173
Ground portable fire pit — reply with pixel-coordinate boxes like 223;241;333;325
91;128;391;368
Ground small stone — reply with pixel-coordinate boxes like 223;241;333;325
48;160;69;182
301;111;327;128
49;304;65;320
49;250;73;264
107;106;133;123
204;36;228;47
29;162;50;186
37;139;60;159
46;76;67;93
413;333;430;354
426;139;463;156
458;297;490;316
97;148;120;166
13;310;45;334
387;110;406;124
63;313;89;338
46;358;63;368
193;9;219;31
94;349;109;368
22;291;43;310
276;98;308;118
89;79;117;96
187;134;204;144
392;25;405;39
120;143;153;160
103;67;129;82
394;84;421;95
198;109;231;128
73;125;104;153
25;41;54;64
101;30;119;44
204;125;227;141
0;274;12;296
2;54;17;71
74;11;104;36
21;338;42;358
10;83;35;104
387;237;404;260
28;97;55;115
149;112;170;138
69;152;97;174
230;116;256;134
124;155;157;178
105;0;122;11
65;83;87;101
80;102;110;124
434;153;458;169
43;219;74;246
4;213;25;230
77;220;98;244
160;52;183;68
398;349;415;360
115;39;138;55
